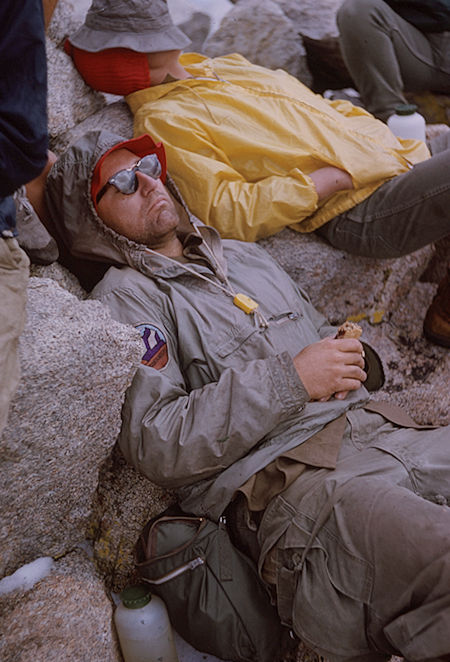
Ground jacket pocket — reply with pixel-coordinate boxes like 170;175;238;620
215;310;304;360
215;323;260;359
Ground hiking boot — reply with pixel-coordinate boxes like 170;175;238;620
423;269;450;348
13;185;58;265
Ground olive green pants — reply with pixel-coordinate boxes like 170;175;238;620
258;409;450;661
337;0;450;121
0;238;29;435
316;129;450;258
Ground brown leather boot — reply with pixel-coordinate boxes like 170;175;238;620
423;269;450;348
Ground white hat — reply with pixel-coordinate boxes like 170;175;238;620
70;0;191;53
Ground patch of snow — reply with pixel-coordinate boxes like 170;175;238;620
0;557;55;596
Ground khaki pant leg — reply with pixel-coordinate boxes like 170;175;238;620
316;145;450;258
0;238;29;434
259;415;450;660
337;0;450;121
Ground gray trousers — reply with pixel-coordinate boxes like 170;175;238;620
316;130;450;258
0;238;29;435
258;409;450;661
337;0;450;121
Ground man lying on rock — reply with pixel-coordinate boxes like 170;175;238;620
63;0;450;345
44;128;450;661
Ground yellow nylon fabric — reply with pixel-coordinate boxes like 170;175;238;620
128;52;430;242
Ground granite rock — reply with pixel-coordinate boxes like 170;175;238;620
178;11;211;53
168;0;233;38
0;550;121;662
273;0;343;39
91;445;176;592
30;261;87;299
204;0;312;85
358;280;450;426
46;37;106;148
0;278;142;577
46;0;91;44
52;100;134;155
259;230;434;325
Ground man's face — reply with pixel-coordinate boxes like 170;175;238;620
96;148;180;249
146;49;182;70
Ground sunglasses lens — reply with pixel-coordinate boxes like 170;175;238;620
105;154;162;199
109;169;137;194
139;154;162;179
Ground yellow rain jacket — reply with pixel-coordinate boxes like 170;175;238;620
127;53;430;242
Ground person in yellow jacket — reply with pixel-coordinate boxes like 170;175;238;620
65;0;450;255
66;2;450;349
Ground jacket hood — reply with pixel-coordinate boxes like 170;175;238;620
45;129;205;275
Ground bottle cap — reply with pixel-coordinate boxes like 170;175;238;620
120;585;152;609
394;103;418;116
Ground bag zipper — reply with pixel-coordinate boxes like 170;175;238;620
142;556;205;585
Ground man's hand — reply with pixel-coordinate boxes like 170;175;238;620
309;166;354;200
293;337;366;401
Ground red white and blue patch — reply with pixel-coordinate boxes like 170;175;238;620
136;323;169;370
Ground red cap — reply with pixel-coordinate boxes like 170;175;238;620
64;39;151;96
91;134;167;211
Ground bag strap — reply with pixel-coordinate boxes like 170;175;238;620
136;514;209;573
142;556;206;585
139;515;208;564
218;516;233;582
136;512;236;584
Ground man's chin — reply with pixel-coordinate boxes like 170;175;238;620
144;219;179;248
147;203;178;226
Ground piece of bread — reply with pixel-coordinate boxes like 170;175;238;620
335;321;362;339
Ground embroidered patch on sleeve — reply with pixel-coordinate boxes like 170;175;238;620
136;323;169;369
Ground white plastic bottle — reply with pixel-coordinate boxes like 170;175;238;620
387;103;426;142
114;585;179;662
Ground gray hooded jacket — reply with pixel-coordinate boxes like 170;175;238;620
46;130;383;520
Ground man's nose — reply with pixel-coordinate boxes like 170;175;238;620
135;169;159;193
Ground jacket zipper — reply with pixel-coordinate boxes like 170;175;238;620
270;311;300;324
